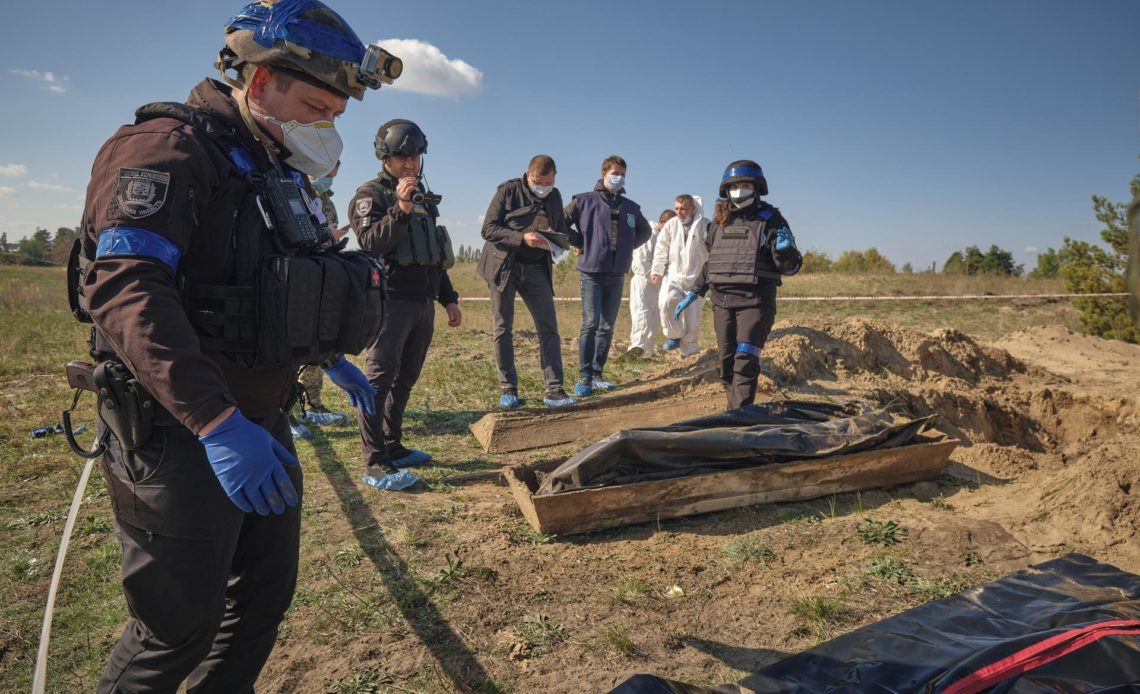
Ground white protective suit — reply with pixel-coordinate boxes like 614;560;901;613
651;196;709;356
627;220;662;355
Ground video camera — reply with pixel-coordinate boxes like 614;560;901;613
411;191;442;206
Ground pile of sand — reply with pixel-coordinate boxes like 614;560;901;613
762;318;1023;385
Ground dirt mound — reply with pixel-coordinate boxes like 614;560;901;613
1037;437;1140;544
764;318;1023;385
996;324;1140;398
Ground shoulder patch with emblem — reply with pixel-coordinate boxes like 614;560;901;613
355;197;373;218
114;168;169;219
626;212;636;228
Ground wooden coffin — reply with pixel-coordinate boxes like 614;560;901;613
469;370;719;454
505;432;957;536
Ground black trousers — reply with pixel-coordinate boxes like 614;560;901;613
98;413;301;694
488;262;565;394
359;298;435;469
713;304;776;410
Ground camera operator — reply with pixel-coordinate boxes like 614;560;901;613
349;119;460;487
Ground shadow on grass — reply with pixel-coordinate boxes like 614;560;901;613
309;436;491;691
680;635;788;675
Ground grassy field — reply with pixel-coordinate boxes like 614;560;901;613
0;263;1080;691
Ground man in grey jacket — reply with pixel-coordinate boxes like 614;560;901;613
477;155;576;408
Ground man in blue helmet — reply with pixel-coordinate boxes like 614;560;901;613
71;1;400;690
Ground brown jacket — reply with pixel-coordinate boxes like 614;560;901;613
476;174;567;291
80;79;296;433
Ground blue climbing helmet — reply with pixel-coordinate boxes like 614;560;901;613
217;0;402;100
719;159;769;198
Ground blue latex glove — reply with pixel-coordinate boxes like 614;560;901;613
323;356;377;416
674;291;699;320
199;410;299;515
774;227;795;253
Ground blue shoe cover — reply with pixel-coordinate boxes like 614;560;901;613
499;392;520;409
543;394;576;407
290;423;312;440
392;449;432;468
363;469;420;491
591;378;616;391
301;410;349;426
662;339;681;350
573;381;592;397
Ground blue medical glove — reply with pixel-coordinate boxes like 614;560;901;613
199;410;299;516
674;291;699;320
323;356;377;416
774;227;795;253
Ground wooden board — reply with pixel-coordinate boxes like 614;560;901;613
505;434;957;536
469;369;719;453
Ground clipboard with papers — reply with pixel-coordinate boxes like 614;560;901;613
536;229;570;250
536;229;571;262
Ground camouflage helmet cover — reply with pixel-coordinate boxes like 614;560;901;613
219;0;373;100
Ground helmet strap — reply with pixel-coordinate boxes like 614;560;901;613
235;87;282;157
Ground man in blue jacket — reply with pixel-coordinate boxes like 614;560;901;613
564;155;652;395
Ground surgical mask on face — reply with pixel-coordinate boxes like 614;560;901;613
679;214;693;225
251;107;343;178
530;183;553;199
729;187;755;208
606;174;624;192
311;176;334;195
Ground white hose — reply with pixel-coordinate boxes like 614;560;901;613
32;455;96;694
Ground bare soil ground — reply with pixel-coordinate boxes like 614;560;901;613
254;318;1140;693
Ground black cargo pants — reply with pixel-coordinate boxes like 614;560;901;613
358;298;435;470
713;303;776;410
97;412;302;694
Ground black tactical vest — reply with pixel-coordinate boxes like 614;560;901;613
71;102;386;370
373;181;455;269
707;207;781;285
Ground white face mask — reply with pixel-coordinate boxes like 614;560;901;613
252;107;343;178
530;183;553;199
729;187;755;208
606;174;624;192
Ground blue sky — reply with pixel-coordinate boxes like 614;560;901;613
1;0;1137;270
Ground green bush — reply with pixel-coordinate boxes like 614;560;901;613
1059;175;1140;343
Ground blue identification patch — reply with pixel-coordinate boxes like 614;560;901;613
626;212;636;228
114;168;169;219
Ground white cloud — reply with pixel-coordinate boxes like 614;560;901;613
376;39;483;97
0;186;16;199
9;69;69;93
28;180;76;193
1023;245;1039;254
0;164;27;177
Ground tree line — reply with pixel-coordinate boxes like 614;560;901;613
0;227;78;266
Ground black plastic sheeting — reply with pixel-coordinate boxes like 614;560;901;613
537;401;938;495
611;554;1140;693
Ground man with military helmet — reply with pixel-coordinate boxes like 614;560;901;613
73;0;398;689
349;118;461;485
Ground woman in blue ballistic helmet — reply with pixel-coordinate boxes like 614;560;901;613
677;160;802;409
75;1;398;690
